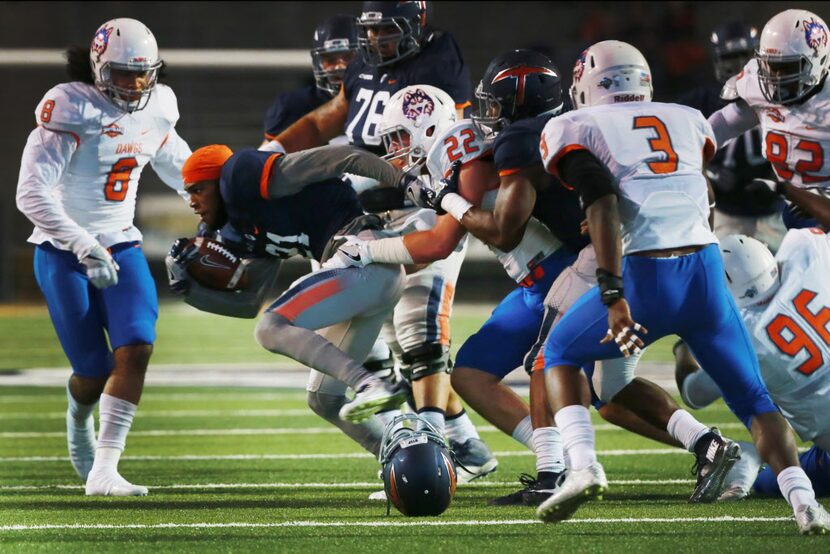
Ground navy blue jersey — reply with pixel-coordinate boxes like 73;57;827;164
676;84;780;216
342;31;471;154
493;115;589;253
218;150;362;262
263;84;332;140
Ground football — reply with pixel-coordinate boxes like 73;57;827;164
185;237;248;291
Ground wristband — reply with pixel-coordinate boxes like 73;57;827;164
596;268;624;306
367;236;414;264
440;192;473;221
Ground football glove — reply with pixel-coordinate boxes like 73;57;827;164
165;238;198;295
744;178;785;209
321;235;374;269
81;244;120;289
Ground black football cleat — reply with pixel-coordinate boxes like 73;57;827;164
489;472;563;506
688;427;742;503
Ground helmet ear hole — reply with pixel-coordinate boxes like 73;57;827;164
426;125;435;137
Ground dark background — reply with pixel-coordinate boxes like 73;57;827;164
1;1;823;301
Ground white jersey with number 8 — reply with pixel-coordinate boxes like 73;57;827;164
540;101;717;254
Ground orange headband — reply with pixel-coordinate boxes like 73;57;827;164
182;144;234;184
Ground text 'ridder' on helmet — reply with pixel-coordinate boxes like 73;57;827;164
357;1;429;68
570;40;653;109
379;414;456;517
756;9;830;105
89;18;162;113
311;15;359;96
379;84;457;173
720;234;780;308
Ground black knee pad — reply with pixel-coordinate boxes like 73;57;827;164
399;343;452;383
364;355;396;382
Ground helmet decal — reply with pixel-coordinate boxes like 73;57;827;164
804;17;828;53
573;50;588;82
91;25;113;59
493;65;557;105
401;88;435;121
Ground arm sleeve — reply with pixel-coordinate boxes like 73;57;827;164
267;145;402;199
707;99;759;149
15;126;98;258
557;149;616;209
151;127;192;201
184;257;282;319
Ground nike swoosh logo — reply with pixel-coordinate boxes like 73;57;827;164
199;255;231;270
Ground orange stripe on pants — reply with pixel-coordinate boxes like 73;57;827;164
272;278;342;322
438;281;455;346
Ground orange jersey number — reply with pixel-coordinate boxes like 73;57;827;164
445;128;480;163
104;157;138;202
40;99;56;123
765;289;830;376
633;116;679;174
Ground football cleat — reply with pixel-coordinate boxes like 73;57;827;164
536;463;608;523
689;428;742;503
66;412;96;481
718;441;762;501
339;380;407;423
490;472;563;506
450;438;498;484
795;503;830;536
85;469;148;497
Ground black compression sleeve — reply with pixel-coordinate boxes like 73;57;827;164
557;149;616;209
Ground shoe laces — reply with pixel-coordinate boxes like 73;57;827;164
516;473;538;489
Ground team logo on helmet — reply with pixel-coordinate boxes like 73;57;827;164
401;88;434;121
598;76;614;89
573;50;588;82
91;25;114;58
804;18;828;52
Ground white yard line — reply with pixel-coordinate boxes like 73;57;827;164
0;392;308;403
0;516;793;531
0;479;696;491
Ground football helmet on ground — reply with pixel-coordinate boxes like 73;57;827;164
569;40;653;109
311;15;358;96
379;414;456;516
720;234;780;308
357;1;429;67
89;18;162;113
757;9;830;105
472;49;563;139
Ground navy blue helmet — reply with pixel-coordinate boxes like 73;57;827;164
711;21;759;83
379;414;456;517
311;15;359;95
473;49;564;139
357;1;429;68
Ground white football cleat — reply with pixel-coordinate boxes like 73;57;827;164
339;380;406;424
85;469;148;497
718;441;761;501
67;412;96;480
795;503;830;535
450;438;498;484
368;490;387;501
536;462;607;523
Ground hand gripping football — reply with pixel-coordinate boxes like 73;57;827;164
185;237;248;291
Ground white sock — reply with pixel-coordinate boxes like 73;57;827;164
66;383;97;423
511;415;534;450
667;409;710;452
554;405;596;471
375;409;402;431
777;466;818;511
445;409;479;442
91;394;137;473
417;408;445;435
533;426;566;473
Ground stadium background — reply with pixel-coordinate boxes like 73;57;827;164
0;0;821;302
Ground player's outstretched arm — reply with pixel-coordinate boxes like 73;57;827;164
707;98;759;149
271;87;349;153
151;127;193;201
783;183;830;228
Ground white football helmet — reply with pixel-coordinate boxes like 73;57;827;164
89;18;162;113
379;85;457;172
570;40;653;109
720;235;780;308
757;10;830;105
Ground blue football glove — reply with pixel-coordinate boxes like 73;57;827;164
165;238;198;295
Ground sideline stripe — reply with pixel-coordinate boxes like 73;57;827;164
0;479;696;491
0;517;794;531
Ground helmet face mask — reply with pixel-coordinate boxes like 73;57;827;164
311;15;358;96
357;2;427;68
758;54;818;104
89;18;162;113
381;126;426;172
472;82;509;140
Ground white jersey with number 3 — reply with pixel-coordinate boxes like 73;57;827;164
540;101;717;254
740;228;830;440
426;120;562;283
16;81;190;256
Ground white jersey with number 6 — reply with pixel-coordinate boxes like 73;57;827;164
740;228;830;440
17;81;190;257
540;101;717;254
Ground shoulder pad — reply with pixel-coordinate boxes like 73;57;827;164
151;84;180;125
35;83;88;130
720;76;740;102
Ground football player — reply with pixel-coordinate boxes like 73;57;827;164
15;19;192;496
166;143;420;454
676;21;786;251
708;9;830;231
533;39;829;535
674;230;830;505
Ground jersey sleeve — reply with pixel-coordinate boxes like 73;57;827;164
34;84;85;143
153;84;181;126
695;110;717;163
151;127;192;200
414;33;473;110
539;112;591;180
776;228;829;268
426;121;489;179
493;123;542;176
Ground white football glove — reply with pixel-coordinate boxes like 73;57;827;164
164;238;198;295
321;235;374;269
81;244;120;289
